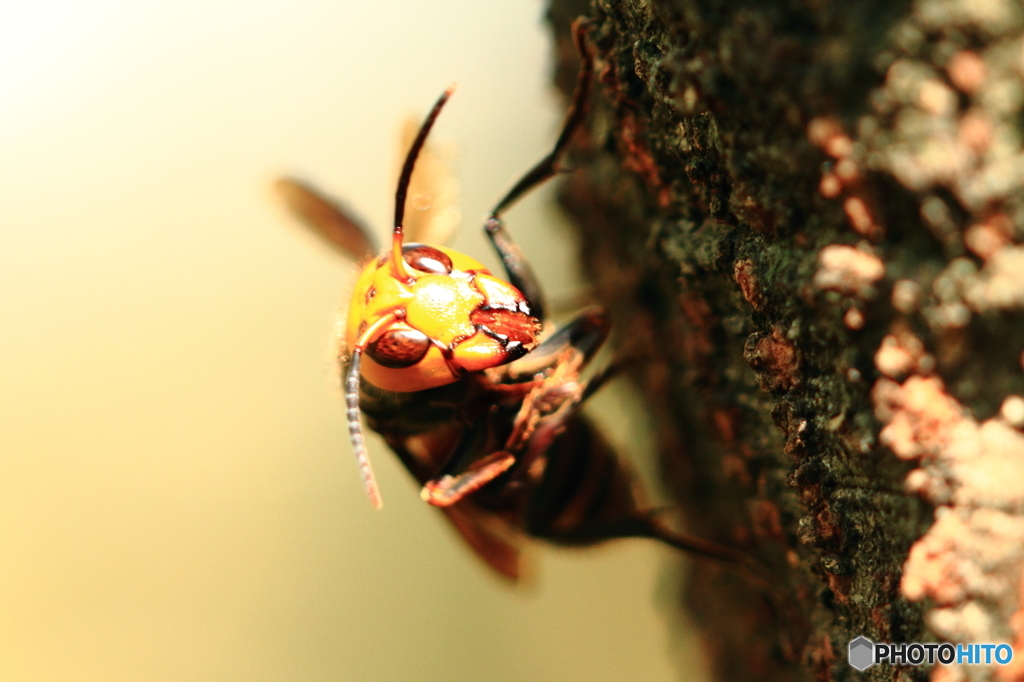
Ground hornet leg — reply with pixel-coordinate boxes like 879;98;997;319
482;20;594;322
422;305;611;508
420;415;517;507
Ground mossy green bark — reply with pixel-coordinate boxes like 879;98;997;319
545;1;1024;681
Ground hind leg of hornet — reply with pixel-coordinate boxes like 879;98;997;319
647;516;803;658
523;419;797;643
420;307;612;508
504;316;789;609
525;430;795;633
482;20;594;323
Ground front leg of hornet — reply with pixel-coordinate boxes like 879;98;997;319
481;20;594;323
489;19;593;218
419;411;521;508
422;308;613;508
420;451;517;507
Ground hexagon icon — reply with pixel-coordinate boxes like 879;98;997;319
849;636;875;671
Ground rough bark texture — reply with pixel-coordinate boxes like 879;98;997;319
544;1;1024;681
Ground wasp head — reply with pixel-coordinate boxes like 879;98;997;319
345;243;541;393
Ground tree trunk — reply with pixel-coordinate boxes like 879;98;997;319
544;1;1024;681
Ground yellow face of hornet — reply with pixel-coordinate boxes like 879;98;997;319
345;243;542;393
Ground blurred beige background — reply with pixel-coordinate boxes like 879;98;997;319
0;2;709;680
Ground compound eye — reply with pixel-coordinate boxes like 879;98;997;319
403;244;453;275
366;328;431;368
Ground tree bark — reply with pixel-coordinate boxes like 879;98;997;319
544;1;1024;681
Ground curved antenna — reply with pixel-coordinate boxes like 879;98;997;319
345;351;382;509
344;311;400;508
392;85;456;281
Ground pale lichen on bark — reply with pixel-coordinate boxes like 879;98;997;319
544;0;1024;681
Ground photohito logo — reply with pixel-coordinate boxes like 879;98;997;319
849;637;874;671
848;637;1014;670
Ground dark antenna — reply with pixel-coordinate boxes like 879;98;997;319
390;85;456;281
346;87;456;509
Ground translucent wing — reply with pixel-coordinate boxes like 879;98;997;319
274;177;371;398
396;116;460;246
275;177;378;261
387;426;525;580
443;502;525;581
